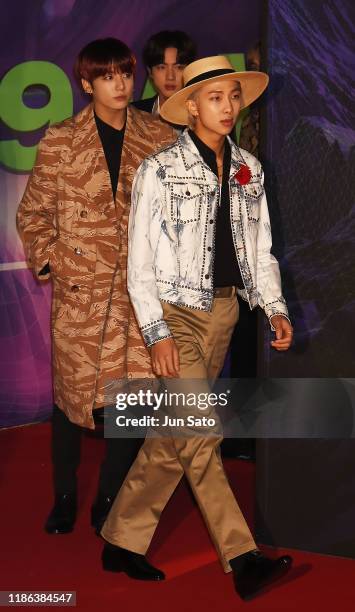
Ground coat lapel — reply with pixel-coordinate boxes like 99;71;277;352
71;103;114;213
115;105;154;222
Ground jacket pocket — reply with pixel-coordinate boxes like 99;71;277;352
243;181;264;222
167;182;204;224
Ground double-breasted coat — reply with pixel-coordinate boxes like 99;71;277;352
17;104;176;429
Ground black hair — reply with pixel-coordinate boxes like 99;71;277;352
142;30;197;69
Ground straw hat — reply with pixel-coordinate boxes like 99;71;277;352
160;55;269;126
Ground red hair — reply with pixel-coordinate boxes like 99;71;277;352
74;38;136;84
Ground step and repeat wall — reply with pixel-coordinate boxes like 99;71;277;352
0;0;261;427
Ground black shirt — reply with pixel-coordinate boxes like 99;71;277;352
95;113;125;199
188;130;244;288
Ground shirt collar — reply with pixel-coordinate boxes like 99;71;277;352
152;96;160;117
188;129;231;178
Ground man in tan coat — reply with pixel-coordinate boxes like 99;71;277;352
17;38;176;535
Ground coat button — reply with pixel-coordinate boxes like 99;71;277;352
209;219;214;224
185;189;191;196
74;247;82;255
201;301;206;307
207;246;212;252
205;274;210;279
71;285;80;292
80;210;88;218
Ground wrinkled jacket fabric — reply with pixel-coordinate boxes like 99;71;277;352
128;130;290;347
17;104;176;428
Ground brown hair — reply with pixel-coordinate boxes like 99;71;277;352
74;38;136;84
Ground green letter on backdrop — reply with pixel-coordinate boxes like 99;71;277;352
0;61;73;172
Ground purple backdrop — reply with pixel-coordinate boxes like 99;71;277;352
0;0;261;427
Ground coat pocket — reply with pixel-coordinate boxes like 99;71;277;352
49;237;96;323
52;275;94;323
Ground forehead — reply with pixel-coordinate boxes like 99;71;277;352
163;47;178;64
199;78;241;94
100;66;132;78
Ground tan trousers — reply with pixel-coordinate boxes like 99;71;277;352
101;296;257;572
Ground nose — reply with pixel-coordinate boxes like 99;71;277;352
114;74;125;90
223;97;233;115
166;65;176;81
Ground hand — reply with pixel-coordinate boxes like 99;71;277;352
151;337;180;377
270;315;293;351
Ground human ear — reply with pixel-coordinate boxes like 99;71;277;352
186;98;199;117
81;78;93;94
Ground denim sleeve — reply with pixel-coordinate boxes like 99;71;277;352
127;159;173;347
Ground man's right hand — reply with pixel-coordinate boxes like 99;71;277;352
150;337;180;377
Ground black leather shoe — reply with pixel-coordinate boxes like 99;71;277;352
102;543;165;581
45;493;77;534
233;550;292;600
91;496;114;535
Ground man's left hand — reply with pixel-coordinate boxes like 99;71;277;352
270;315;293;351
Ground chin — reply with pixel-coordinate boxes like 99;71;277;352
163;90;177;98
214;126;231;136
112;102;128;110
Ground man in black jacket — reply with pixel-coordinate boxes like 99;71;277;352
132;30;196;116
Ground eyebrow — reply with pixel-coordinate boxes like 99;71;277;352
207;86;241;94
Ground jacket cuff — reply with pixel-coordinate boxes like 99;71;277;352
268;311;292;331
140;319;173;348
264;299;291;331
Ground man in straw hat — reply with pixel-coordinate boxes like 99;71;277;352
100;56;294;600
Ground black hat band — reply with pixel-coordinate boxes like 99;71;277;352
185;68;236;88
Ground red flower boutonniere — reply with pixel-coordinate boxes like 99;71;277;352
234;164;252;185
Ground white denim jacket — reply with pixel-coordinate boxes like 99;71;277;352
128;130;290;347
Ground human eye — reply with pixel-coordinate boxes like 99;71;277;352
176;64;185;71
232;92;241;99
122;72;132;79
103;73;113;80
156;64;166;71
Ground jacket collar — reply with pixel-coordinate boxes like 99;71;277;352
175;129;244;184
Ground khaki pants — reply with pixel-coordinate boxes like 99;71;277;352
101;295;256;572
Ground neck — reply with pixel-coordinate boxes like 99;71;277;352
158;94;166;106
193;125;226;158
93;102;127;130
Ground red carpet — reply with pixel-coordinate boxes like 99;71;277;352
1;423;354;611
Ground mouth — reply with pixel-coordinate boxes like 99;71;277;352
113;95;127;101
220;119;234;127
164;85;177;91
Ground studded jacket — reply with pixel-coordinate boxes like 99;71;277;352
128;130;290;347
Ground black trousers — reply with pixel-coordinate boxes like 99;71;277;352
51;405;143;501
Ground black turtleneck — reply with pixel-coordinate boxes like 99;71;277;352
95;113;125;199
